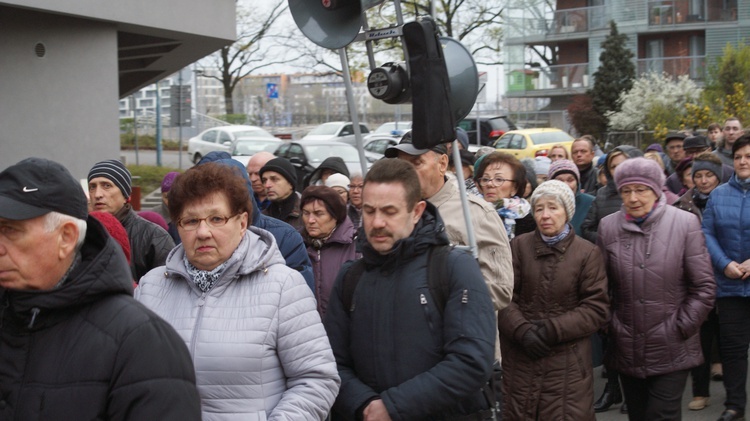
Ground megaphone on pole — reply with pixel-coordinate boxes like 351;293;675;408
288;0;364;49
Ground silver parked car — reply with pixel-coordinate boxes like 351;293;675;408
188;125;277;164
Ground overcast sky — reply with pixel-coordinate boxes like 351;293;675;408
247;0;504;106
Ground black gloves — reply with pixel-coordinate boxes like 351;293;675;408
521;328;551;360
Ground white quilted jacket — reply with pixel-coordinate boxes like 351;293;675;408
135;226;340;421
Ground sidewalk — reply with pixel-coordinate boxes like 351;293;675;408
593;365;733;420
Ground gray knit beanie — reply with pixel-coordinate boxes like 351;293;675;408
691;158;722;181
531;180;575;222
88;159;132;199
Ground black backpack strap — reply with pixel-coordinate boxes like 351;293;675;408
342;259;366;312
426;245;454;316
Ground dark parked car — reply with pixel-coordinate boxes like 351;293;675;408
458;115;517;146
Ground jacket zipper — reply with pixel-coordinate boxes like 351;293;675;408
420;293;435;332
189;291;208;359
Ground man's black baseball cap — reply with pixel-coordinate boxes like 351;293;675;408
0;157;88;220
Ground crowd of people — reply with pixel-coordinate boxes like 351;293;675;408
0;116;749;420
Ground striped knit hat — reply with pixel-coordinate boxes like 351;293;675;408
88;159;132;199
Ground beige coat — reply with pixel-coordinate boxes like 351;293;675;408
428;174;514;311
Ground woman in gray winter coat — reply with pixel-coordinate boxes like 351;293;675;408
135;162;340;420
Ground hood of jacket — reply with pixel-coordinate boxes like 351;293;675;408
163;226;287;294
196;155;267;227
308;157;350;186
1;216;134;330
357;201;449;269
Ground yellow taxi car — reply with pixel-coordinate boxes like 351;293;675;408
492;128;575;159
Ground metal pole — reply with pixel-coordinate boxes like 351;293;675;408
155;83;162;167
132;95;139;165
451;140;478;258
178;71;183;170
339;48;369;177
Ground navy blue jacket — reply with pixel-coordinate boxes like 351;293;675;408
324;203;495;420
702;175;750;298
198;152;314;291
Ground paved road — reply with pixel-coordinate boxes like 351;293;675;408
120;149;193;170
593;365;734;420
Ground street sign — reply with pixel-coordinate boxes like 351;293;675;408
266;83;279;99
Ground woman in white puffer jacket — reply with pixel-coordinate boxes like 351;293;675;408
135;162;340;421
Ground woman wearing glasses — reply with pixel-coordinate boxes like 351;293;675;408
474;151;535;239
597;157;714;420
135;162;340;420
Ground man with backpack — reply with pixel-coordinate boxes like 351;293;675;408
324;158;496;421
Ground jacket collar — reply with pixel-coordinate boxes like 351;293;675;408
268;191;300;220
426;174;455;208
2;217;134;331
164;226;287;295
533;225;576;257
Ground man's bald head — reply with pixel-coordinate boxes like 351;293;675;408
247;152;276;195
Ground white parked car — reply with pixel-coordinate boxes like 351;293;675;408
230;137;283;166
301;121;370;144
364;121;411;142
188;125;277;164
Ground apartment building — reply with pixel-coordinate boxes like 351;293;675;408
504;0;749;130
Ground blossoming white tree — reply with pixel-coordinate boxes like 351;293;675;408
607;72;701;130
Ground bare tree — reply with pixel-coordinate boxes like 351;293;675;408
286;0;507;74
199;1;290;115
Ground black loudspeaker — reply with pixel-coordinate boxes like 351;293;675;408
288;0;363;49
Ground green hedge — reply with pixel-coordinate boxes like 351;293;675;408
120;134;183;151
127;165;181;194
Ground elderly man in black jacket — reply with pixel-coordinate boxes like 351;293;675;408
88;159;174;281
324;159;496;420
0;157;200;420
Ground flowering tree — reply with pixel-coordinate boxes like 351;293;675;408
607;72;700;130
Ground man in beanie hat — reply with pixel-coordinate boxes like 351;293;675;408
598;156;714;420
88;159;174;281
549;159;595;236
0;157;201;420
152;171;181;244
260;157;303;230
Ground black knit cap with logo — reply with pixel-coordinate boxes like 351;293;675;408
0;157;88;220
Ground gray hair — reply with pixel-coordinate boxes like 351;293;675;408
43;211;87;251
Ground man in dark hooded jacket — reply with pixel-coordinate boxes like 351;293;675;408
0;157;200;420
324;159;495;420
198;152;314;291
304;156;350;188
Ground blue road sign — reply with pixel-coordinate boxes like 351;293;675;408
267;83;278;99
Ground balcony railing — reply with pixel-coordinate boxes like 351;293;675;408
647;0;738;26
507;63;589;93
637;55;706;80
506;5;608;38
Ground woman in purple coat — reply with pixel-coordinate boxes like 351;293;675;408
597;158;715;420
300;186;358;319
